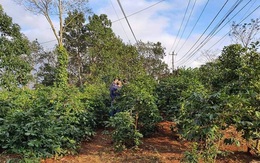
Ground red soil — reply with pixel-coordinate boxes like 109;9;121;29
41;121;260;163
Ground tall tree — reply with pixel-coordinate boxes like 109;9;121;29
63;10;89;86
14;0;91;46
199;49;219;63
136;41;169;79
230;19;260;48
205;44;246;93
62;13;146;85
84;14;145;84
85;14;121;82
0;5;32;90
14;0;91;87
36;50;58;87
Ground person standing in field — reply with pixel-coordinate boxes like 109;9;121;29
109;78;120;116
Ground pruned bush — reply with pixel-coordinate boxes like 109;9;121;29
113;76;162;136
156;68;204;120
82;82;111;127
0;87;95;158
107;111;143;151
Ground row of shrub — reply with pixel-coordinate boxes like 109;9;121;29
0;75;163;159
155;44;260;162
1;43;259;162
0;85;109;158
107;75;162;151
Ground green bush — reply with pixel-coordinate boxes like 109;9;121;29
82;82;111;127
177;90;230;162
114;76;162;136
177;92;223;141
0;87;95;158
156;68;204;120
107;111;143;151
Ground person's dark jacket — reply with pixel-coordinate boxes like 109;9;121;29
110;84;119;101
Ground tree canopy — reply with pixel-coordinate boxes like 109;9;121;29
0;5;32;90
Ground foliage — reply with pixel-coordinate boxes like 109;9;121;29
182;141;221;163
27;39;58;87
37;62;57;87
198;44;246;93
64;11;144;86
1;1;260;160
0;87;95;158
218;44;245;91
136;41;170;79
55;46;69;88
221;43;260;154
181;143;200;163
156;68;203;120
176;85;227;162
114;75;162;136
157;43;257;160
82;82;111;127
221;93;259;140
107;111;143;152
14;0;91;88
218;43;260;142
63;10;90;87
0;5;33;90
183;43;260;157
82;14;146;85
31;13;147;87
198;61;222;91
85;14;119;82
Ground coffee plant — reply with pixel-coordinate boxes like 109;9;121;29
106;111;143;151
0;87;95;158
156;68;203;120
113;76;162;136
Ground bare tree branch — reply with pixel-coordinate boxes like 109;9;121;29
13;0;91;47
230;19;260;48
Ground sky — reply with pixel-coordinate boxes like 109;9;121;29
1;0;260;69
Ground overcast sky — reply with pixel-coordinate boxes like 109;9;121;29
1;0;259;69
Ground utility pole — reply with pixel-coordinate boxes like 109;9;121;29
171;51;176;73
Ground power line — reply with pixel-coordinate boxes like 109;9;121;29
112;0;165;23
178;0;245;66
39;0;165;46
178;0;243;66
179;1;260;67
117;0;138;44
175;0;229;64
169;0;191;53
177;0;232;64
176;0;209;54
174;0;197;53
243;0;257;16
110;0;130;43
206;0;254;50
39;39;57;44
208;3;260;51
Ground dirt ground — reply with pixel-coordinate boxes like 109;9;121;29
40;121;260;163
